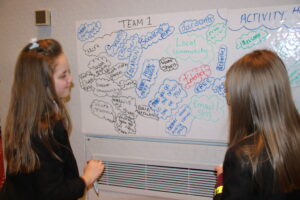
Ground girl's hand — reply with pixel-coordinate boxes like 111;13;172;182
215;164;223;177
81;160;105;187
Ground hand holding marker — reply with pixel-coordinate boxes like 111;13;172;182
81;159;105;196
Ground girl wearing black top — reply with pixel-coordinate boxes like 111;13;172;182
214;49;300;200
0;39;104;200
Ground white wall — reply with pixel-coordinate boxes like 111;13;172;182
0;0;298;199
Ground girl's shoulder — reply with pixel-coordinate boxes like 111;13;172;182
225;135;258;166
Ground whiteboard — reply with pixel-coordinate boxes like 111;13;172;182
76;4;300;143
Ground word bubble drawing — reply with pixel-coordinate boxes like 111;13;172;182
194;76;226;97
159;57;179;72
194;76;225;97
114;112;136;135
82;31;130;57
79;71;95;91
190;95;225;122
166;104;194;136
179;14;215;34
216;45;228;71
194;77;215;93
105;31;144;79
136;105;159;120
92;78;121;97
136;59;159;99
119;33;141;60
83;38;102;57
112;96;137;119
179;65;212;89
118;79;137;90
206;23;227;44
126;41;143;79
90;99;115;123
109;63;128;81
166;33;214;64
139;23;175;49
105;30;128;57
77;21;101;42
88;56;111;77
211;76;226;97
236;29;269;49
149;79;187;120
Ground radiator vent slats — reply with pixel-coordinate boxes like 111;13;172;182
99;161;216;197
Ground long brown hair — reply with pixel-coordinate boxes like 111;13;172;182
226;49;300;192
4;39;72;173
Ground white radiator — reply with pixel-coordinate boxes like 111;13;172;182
85;135;226;200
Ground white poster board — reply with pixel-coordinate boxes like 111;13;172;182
76;4;300;143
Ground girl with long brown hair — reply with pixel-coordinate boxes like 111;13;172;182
214;49;300;199
0;39;104;200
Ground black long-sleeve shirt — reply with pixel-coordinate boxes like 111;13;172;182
0;121;86;200
214;137;300;200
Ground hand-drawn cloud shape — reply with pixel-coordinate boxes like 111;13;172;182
109;63;128;81
118;79;137;90
159;57;178;72
206;23;227;44
165;104;194;136
211;76;226;97
136;104;159;120
82;32;120;56
216;45;228;71
136;59;159;99
178;14;215;34
79;71;95;91
92;78;121;97
114;112;136;135
77;21;101;42
165;33;214;64
178;65;212;90
149;79;187;120
190;95;225;122
139;23;175;49
105;30;129;58
90;99;115;122
112;96;137;118
83;38;103;57
88;56;111;77
236;29;269;49
194;77;215;94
